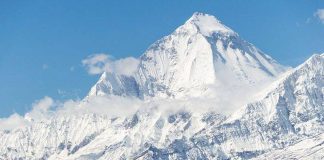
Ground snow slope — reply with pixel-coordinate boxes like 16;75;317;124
253;132;324;160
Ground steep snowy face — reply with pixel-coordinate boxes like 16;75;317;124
136;12;287;98
251;53;324;134
234;53;324;126
181;53;324;159
88;72;141;98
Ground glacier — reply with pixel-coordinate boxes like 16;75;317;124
0;13;323;160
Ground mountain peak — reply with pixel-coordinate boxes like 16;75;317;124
189;12;219;21
89;12;287;99
185;12;235;36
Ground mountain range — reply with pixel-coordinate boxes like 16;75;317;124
0;12;323;160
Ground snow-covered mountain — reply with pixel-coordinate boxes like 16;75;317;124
89;12;287;99
0;13;323;160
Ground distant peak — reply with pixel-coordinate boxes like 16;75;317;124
185;12;236;36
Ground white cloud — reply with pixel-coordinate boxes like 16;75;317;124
0;97;55;131
57;96;142;117
0;96;141;131
25;96;54;121
0;90;254;131
0;91;233;131
53;95;238;119
82;54;110;74
82;53;139;76
314;9;324;23
0;113;29;131
113;57;140;76
0;76;267;131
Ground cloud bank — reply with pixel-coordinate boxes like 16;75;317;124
0;95;146;131
0;90;255;131
82;53;139;76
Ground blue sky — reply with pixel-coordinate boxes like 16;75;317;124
0;0;323;117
